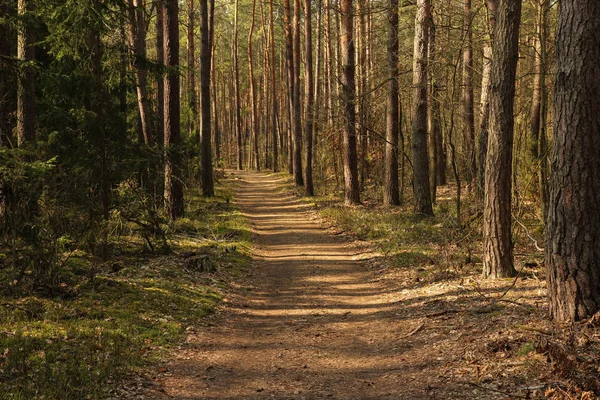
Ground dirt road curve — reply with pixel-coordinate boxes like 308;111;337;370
151;170;473;400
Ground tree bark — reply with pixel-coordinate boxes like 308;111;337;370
428;16;442;203
462;0;475;185
283;0;295;176
17;0;35;147
233;0;243;169
248;0;259;171
292;0;303;185
411;0;433;216
546;0;600;321
482;0;521;278
476;0;497;198
127;0;153;146
199;0;213;196
304;0;314;195
156;0;164;148
270;0;278;172
0;0;13;147
163;0;184;219
187;0;197;137
340;0;360;205
383;0;400;206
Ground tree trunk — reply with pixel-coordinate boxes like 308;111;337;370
163;0;184;219
127;0;153;146
462;0;475;185
303;0;314;195
292;0;303;185
428;16;442;203
233;0;243;169
383;0;400;206
156;0;164;148
411;0;433;216
270;0;278;172
187;0;197;137
546;0;600;321
340;0;360;205
476;0;497;198
17;0;35;147
199;0;213;196
283;0;295;176
0;0;13;147
530;0;549;222
248;0;259;171
482;0;521;278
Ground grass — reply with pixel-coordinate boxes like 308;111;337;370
0;172;252;399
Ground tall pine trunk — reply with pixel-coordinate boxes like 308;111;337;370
163;0;184;219
383;0;400;206
303;0;314;195
199;0;213;196
411;0;433;216
17;0;35;147
482;0;521;278
340;0;360;205
292;0;303;185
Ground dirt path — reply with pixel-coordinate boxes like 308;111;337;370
148;170;494;399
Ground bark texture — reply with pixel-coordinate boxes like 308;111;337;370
292;0;303;185
303;0;314;196
383;0;400;206
199;0;214;196
17;0;35;147
163;0;184;219
546;0;600;321
340;0;360;205
411;0;433;216
483;0;521;278
462;0;475;184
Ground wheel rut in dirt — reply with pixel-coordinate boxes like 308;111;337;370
153;170;454;400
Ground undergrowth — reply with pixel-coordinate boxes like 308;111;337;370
0;172;251;399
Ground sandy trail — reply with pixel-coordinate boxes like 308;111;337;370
152;170;468;400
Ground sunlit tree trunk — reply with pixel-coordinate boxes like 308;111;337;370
187;0;197;137
17;0;35;147
292;0;303;185
155;0;164;148
248;0;259;170
233;0;243;169
269;0;278;172
428;17;442;203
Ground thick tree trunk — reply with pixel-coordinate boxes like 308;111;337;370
292;0;303;185
462;0;475;185
546;0;600;321
17;0;35;147
163;0;184;219
411;0;433;216
303;0;314;195
383;0;400;206
482;0;521;278
199;0;213;196
340;0;360;205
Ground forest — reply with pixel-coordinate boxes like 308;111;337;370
0;0;599;398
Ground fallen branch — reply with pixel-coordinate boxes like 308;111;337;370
464;382;533;399
514;325;553;336
402;321;425;337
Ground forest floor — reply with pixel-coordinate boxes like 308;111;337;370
126;170;600;400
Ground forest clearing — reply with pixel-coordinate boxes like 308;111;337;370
1;0;599;398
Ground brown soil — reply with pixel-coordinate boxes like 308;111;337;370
137;170;564;400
